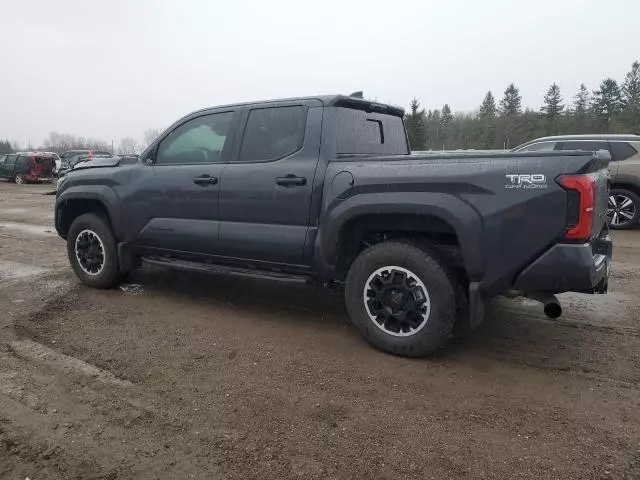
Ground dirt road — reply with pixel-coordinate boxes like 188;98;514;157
1;182;639;479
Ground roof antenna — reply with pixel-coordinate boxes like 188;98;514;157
349;91;364;99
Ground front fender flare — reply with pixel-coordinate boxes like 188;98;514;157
55;185;122;239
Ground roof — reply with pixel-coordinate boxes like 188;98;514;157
189;94;405;117
14;151;57;156
522;134;640;143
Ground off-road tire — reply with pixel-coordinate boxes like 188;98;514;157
345;241;460;357
67;213;121;289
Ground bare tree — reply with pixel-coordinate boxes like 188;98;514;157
118;137;140;155
143;128;161;147
42;131;111;153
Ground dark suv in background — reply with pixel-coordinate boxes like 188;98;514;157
514;135;640;229
0;151;56;184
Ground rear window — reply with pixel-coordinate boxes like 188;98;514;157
335;108;408;155
34;156;55;165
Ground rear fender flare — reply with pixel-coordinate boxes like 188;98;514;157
316;192;483;278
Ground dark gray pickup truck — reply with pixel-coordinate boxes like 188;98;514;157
55;95;612;356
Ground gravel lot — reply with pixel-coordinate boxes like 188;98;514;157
0;181;639;480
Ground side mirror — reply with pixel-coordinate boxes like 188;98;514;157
143;149;155;166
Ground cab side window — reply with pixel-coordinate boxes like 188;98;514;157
238;106;307;162
156;112;235;165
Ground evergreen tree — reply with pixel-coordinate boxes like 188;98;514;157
621;61;640;130
0;139;13;154
572;84;590;119
591;78;622;127
425;109;442;150
499;83;522;116
404;98;427;151
479;91;497;120
541;83;564;119
441;104;453;127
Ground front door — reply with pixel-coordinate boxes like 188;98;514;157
1;154;17;179
218;104;322;265
131;110;238;256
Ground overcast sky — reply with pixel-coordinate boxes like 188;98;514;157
1;0;639;147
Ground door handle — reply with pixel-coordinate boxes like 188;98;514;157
276;175;306;187
193;175;218;186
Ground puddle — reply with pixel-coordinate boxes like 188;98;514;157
0;222;56;237
0;260;49;280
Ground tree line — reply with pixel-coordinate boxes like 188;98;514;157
0;129;162;155
405;60;640;151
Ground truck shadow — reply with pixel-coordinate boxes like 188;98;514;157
123;266;639;383
130;266;348;326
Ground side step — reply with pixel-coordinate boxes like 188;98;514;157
141;257;311;284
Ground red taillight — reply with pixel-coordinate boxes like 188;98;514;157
559;174;595;241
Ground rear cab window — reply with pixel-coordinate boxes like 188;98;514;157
334;107;409;155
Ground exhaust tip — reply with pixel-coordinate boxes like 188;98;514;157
544;302;562;319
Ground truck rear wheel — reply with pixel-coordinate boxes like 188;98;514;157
67;213;121;289
345;241;459;357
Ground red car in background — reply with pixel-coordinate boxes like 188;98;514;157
0;151;56;184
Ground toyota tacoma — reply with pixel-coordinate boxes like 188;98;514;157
55;95;612;356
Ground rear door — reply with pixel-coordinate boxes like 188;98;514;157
218;102;322;265
558;139;614;173
609;141;640;181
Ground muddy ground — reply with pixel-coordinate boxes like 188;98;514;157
0;181;639;480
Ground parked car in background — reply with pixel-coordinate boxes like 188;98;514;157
0;151;56;183
59;150;112;172
513;134;640;229
57;153;114;177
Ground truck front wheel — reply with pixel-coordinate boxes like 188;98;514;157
67;213;121;289
345;241;459;357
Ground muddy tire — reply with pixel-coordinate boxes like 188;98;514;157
14;173;25;184
345;241;459;357
608;188;639;230
67;213;121;289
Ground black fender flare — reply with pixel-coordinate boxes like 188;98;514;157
316;192;483;279
55;185;122;239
